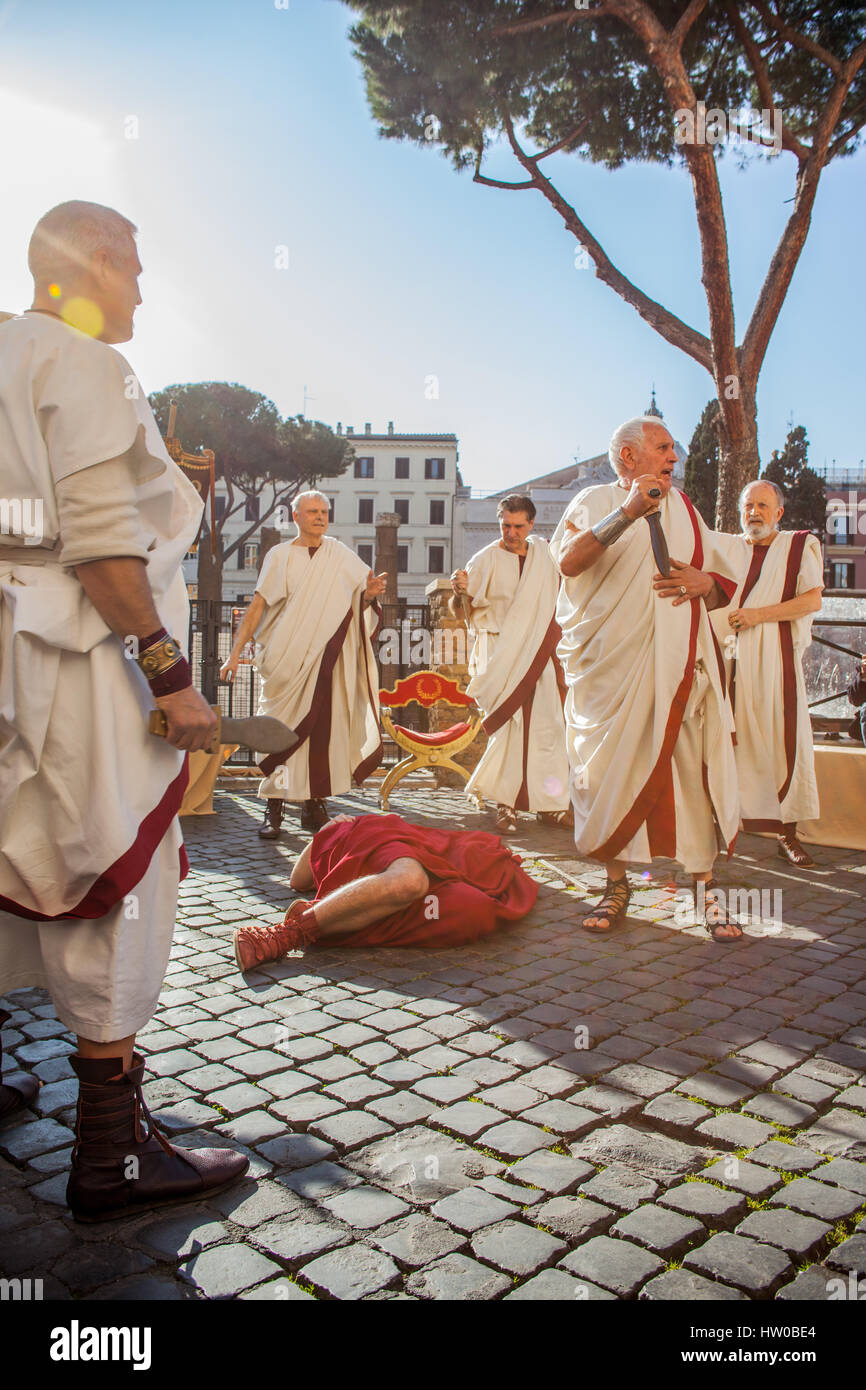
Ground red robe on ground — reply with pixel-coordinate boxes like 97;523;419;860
308;814;538;947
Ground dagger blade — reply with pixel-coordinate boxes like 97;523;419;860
148;708;298;755
646;489;670;578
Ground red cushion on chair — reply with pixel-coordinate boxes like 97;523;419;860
391;720;472;748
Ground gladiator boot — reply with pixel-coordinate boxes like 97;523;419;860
234;901;319;973
258;798;284;840
0;1008;40;1125
66;1052;249;1222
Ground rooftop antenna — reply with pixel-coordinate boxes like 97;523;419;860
302;385;316;417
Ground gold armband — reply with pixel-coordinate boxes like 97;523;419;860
136;634;183;679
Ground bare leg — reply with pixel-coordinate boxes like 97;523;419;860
582;859;628;931
311;858;430;938
694;865;742;941
76;1034;135;1069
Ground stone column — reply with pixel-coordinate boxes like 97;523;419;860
375;512;401;692
425;578;487;787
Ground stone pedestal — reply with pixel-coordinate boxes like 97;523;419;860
425;578;487;787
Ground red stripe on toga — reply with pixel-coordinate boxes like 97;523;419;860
777;531;809;803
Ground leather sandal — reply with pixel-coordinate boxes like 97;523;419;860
581;876;631;934
777;835;814;868
694;878;744;944
495;805;517;834
536;808;574;829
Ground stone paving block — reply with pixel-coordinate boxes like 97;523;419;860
302;1056;364;1084
573;1085;643;1120
451;1057;517;1087
278;1160;363;1201
214;1179;306;1229
570;1123;711;1186
323;1075;393;1106
736;1209;831;1259
136;1214;230;1261
800;1055;860;1087
611;1204;704;1257
641;1094;713;1134
269;1093;344;1127
346;1126;503;1206
769;1176;864;1222
743;1093;817;1128
144;1047;206;1078
350;1042;398;1067
257;1133;335;1169
534;1195;616;1242
256;1070;319;1102
373;1059;431;1086
748;1140;821;1173
152;1098;221;1132
477;1081;543;1114
505;1268;616;1300
510;1150;594;1196
480;1175;544;1206
52;1245;156;1292
470;1219;566;1277
714;1056;779;1088
810;1157;866;1197
241;1278;316;1301
428;1100;507;1140
580;1163;660;1212
366;1091;438;1128
13;1038;74;1065
216;1111;286;1147
800;1107;866;1159
318;1022;380;1050
181;1243;283;1298
251;1215;350;1265
304;1243;401;1300
406;1252;511;1301
836;1085;866;1112
431;1186;519;1232
0;1117;73;1161
275;1036;333;1063
181;1063;246;1095
640;1269;748;1301
776;1264;848;1300
371;1213;467;1268
310;1111;394;1151
480;1119;557;1158
523;1100;598;1139
773;1072;836;1106
520;1065;582;1098
699;1157;782;1198
683;1232;792;1297
826;1234;866;1276
694;1112;775;1150
322;1183;411;1230
411;1075;476;1104
659;1181;748;1227
560;1234;664;1297
0;1221;74;1278
677;1072;753;1108
603;1064;678;1099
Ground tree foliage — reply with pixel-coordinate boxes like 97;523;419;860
343;1;866;524
684;398;720;526
762;423;827;534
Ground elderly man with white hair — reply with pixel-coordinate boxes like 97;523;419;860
221;491;386;834
0;200;248;1218
550;415;743;940
712;480;824;866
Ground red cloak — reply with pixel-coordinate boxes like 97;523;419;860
308;813;538;947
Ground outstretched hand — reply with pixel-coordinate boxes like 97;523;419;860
653;557;714;606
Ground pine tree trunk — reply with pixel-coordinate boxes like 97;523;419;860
715;386;760;531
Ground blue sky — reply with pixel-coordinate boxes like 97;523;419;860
0;0;862;489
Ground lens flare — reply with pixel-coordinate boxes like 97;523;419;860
61;297;103;337
48;283;61;299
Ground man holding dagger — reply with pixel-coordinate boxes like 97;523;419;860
0;201;248;1219
550;416;742;940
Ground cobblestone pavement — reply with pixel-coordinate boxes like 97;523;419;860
2;782;865;1302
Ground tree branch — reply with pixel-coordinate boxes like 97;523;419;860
531;112;597;161
494;3;611;37
671;0;710;50
499;112;712;371
827;92;866;160
473;148;535;189
752;0;842;76
724;0;808;162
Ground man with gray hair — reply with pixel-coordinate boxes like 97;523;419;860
711;479;824;865
0;201;248;1217
221;491;386;834
550;415;743;940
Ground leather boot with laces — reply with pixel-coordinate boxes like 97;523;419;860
234;901;319;973
66;1052;249;1222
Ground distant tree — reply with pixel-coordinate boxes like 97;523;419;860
343;0;866;526
761;424;827;534
149;382;353;697
684;398;720;526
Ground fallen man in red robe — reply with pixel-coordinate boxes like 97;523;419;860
234;812;539;970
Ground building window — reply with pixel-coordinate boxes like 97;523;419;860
429;499;445;526
425;458;445;480
358;498;374;524
244;542;260;570
214;495;227;519
328;497;335;523
245;496;260;523
429;545;445;574
394;498;410;525
831;562;854;589
354;457;375;479
395;457;410;479
358;543;374;567
397;545;409;574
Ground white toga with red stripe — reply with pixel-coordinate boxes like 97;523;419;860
549;484;740;873
711;530;823;830
463;536;570;812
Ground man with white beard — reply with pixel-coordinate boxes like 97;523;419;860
550;417;742;940
713;480;824;866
